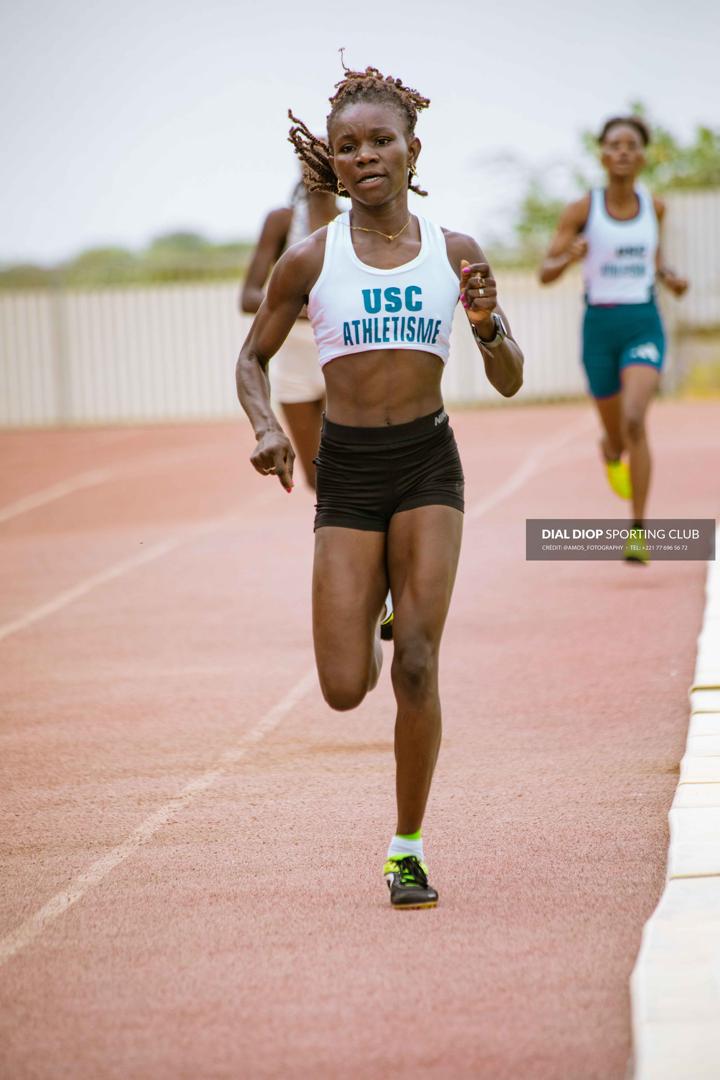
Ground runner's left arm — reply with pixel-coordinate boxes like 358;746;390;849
447;234;523;397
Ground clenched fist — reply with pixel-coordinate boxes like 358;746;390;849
251;430;295;492
565;237;588;263
659;268;689;297
460;259;497;329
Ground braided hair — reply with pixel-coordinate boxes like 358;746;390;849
288;54;430;198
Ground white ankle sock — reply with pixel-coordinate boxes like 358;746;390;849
387;833;424;862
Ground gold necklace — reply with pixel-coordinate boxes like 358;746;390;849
348;216;412;242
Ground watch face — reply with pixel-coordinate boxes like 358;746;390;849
494;313;507;338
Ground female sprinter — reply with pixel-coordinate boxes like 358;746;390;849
539;116;688;563
241;177;338;488
236;62;523;908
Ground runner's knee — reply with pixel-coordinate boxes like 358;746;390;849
623;412;646;443
318;673;368;712
391;638;437;701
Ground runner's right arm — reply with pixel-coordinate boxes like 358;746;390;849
239;208;291;313
538;196;590;285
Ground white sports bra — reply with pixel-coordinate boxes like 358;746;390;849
307;212;460;367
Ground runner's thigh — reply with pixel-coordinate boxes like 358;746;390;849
313;526;388;690
387;505;463;649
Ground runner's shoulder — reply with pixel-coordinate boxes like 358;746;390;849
266;206;293;228
563;193;592;231
258;206;293;244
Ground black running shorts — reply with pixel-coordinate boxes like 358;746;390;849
313;407;465;532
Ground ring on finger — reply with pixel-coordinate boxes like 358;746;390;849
477;287;485;296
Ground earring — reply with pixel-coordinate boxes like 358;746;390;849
409;163;417;177
336;178;346;195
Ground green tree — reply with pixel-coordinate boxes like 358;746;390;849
141;231;252;283
0;232;254;290
63;246;138;286
0;262;56;288
513;180;567;263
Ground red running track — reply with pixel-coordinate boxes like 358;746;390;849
0;401;718;1079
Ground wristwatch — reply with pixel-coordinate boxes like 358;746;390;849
472;312;508;350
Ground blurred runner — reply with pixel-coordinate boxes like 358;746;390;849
241;178;338;488
539;116;688;563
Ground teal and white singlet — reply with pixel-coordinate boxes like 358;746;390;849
581;186;665;398
583;185;658;304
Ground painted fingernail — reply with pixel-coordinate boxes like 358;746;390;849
462;266;471;273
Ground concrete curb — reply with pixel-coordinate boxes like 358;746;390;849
631;527;720;1079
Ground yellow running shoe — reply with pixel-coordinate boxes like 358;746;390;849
624;528;651;565
606;459;633;500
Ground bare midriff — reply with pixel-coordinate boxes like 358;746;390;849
322;349;444;426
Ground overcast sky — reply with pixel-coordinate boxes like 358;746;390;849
2;0;718;263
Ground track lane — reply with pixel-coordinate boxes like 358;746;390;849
0;401;717;1079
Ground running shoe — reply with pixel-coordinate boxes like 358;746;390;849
380;590;394;641
605;459;633;500
624;528;651;565
383;855;438;909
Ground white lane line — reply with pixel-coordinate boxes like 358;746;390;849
0;468;117;524
0;442;234;525
0;537;184;644
0;666;317;969
0;488;281;645
466;415;592;521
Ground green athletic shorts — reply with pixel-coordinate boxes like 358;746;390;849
581;298;666;399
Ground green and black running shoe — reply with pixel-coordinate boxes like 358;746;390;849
383;855;438;909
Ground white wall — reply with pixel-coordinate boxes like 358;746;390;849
0;190;714;427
